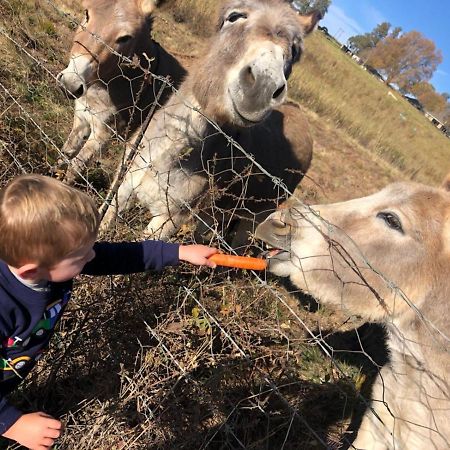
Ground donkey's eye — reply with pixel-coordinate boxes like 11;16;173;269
226;12;247;23
377;212;404;234
116;35;133;45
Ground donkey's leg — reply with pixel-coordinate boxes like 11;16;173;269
144;208;190;239
64;119;113;184
61;101;91;159
100;173;136;231
144;170;207;239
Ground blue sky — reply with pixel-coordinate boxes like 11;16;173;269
321;0;450;95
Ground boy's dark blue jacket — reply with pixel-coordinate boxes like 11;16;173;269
0;240;179;435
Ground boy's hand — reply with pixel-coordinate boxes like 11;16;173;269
3;412;62;450
179;245;218;268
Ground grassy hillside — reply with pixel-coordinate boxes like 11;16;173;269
291;31;450;184
0;0;74;180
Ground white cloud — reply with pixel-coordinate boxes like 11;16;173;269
322;4;365;44
322;2;388;45
362;4;388;29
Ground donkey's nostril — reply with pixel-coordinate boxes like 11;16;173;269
74;85;85;98
244;65;256;85
271;218;288;230
272;84;286;100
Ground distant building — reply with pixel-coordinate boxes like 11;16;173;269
364;65;385;82
340;44;352;55
318;25;329;35
424;111;448;135
402;95;424;112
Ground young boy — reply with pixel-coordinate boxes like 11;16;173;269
0;174;218;450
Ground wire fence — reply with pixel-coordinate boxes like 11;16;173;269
0;1;448;449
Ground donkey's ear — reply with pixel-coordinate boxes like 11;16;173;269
298;10;322;35
139;0;158;16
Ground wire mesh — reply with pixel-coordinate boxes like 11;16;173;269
0;1;448;449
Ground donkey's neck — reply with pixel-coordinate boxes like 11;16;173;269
163;88;212;144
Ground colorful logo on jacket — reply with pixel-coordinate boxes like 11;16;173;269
31;300;63;337
0;291;71;375
0;355;31;371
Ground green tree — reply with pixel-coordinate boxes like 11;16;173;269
367;31;442;91
348;22;392;55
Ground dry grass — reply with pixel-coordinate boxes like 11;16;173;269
0;1;446;449
291;31;450;185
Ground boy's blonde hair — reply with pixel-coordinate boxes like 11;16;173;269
0;174;100;268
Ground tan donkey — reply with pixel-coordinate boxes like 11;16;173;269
57;0;185;183
102;0;320;246
256;182;450;449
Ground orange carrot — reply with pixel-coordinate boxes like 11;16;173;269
209;254;267;270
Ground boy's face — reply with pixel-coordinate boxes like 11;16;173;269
45;240;96;282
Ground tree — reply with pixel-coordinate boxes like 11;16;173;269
291;0;331;17
366;31;442;91
410;81;448;115
348;22;392;55
443;105;450;128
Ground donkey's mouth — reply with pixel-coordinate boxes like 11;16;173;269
260;242;290;260
229;92;269;126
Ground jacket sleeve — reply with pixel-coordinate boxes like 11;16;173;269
0;318;22;435
0;398;21;436
81;240;180;276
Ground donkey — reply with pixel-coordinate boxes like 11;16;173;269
255;182;450;449
102;0;320;246
57;0;186;183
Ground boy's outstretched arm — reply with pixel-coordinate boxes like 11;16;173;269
82;240;217;276
2;411;61;450
179;244;218;268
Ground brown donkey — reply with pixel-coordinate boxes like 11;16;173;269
256;182;450;449
57;0;185;183
102;0;320;247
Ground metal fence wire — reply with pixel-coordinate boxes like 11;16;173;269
0;1;448;449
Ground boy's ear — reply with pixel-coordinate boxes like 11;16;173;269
16;263;40;280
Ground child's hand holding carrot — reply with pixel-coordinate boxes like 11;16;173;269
178;246;268;271
179;245;218;268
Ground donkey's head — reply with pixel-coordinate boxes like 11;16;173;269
256;183;450;321
57;0;158;98
189;0;320;127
